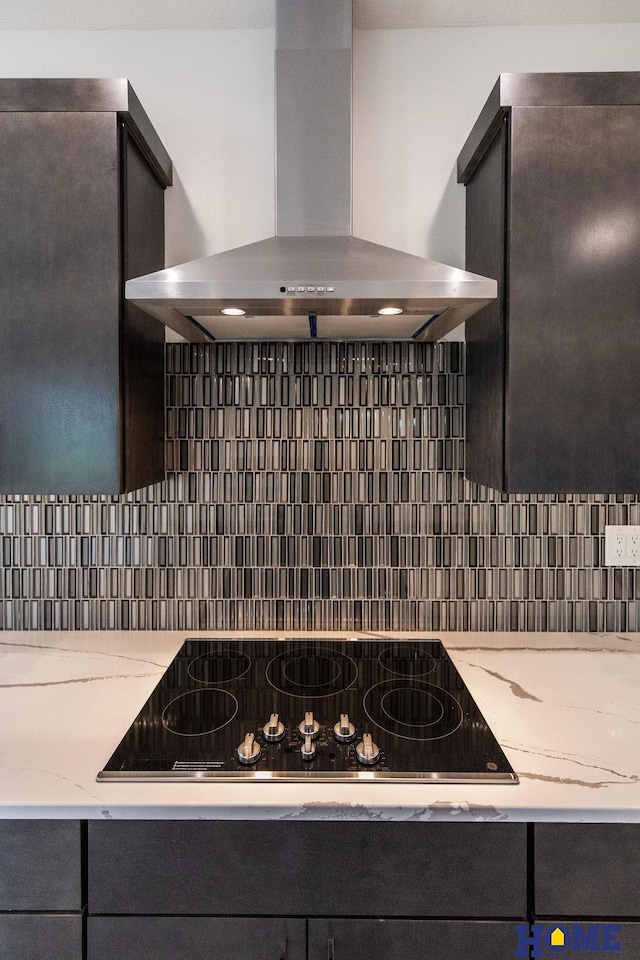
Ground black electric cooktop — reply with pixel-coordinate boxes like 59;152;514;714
98;639;518;783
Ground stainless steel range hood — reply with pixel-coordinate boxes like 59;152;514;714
126;0;497;343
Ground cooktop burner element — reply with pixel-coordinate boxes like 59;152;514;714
161;689;239;737
187;645;251;684
98;639;518;783
267;647;358;697
364;680;463;741
378;643;437;677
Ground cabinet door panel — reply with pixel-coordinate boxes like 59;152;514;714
0;111;121;494
535;824;640;916
0;820;81;910
507;105;640;492
0;914;82;960
87;917;306;960
308;919;517;960
88;821;526;918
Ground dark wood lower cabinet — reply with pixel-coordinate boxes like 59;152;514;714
308;919;518;960
85;821;526;959
0;914;82;960
0;820;83;959
535;823;640;917
6;818;640;960
88;917;306;960
87;820;527;918
0;819;81;911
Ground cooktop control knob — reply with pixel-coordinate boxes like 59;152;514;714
237;732;261;765
263;713;285;742
334;713;356;743
298;711;320;740
356;733;380;766
301;733;316;761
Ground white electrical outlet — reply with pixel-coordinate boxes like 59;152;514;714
605;525;640;566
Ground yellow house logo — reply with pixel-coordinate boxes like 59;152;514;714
515;922;622;957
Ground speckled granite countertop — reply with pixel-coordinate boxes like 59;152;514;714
0;629;638;821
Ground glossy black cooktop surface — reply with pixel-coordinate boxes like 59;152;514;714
98;639;517;783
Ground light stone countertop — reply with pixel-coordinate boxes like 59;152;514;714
0;629;639;822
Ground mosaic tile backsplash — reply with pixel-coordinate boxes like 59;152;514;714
1;341;639;633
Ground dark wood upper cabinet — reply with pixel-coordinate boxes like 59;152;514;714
458;72;640;493
0;79;172;494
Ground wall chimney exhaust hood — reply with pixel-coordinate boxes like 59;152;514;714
126;0;497;343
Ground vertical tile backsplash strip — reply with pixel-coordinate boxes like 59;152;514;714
1;341;638;632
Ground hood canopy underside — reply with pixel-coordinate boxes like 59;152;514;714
126;235;496;342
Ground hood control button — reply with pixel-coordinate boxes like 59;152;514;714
334;713;356;743
356;733;380;765
237;732;261;765
298;711;320;739
263;713;285;742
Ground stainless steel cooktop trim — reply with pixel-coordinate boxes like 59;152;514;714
97;769;519;783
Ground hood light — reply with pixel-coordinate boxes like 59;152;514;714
378;306;403;316
221;307;246;316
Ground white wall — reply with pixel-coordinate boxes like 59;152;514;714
0;22;639;278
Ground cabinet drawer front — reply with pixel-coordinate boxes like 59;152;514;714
0;914;82;960
0;820;81;910
535;824;640;917
308;919;518;960
88;917;306;960
89;821;526;918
